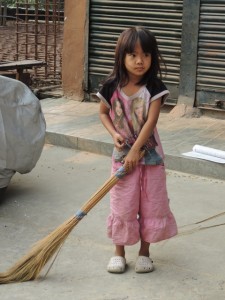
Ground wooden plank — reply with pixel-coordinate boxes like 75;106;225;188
0;60;46;71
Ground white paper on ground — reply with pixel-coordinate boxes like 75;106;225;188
182;145;225;164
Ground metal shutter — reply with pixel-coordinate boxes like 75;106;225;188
196;0;225;108
88;0;183;103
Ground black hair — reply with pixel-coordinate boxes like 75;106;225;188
104;26;165;88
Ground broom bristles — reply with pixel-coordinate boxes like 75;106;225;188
0;216;79;284
0;163;132;284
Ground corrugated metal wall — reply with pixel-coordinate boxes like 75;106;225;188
88;0;183;103
196;0;225;107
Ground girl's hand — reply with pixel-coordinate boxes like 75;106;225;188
124;148;140;172
113;133;125;151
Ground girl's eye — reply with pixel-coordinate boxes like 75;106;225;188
145;53;151;57
127;53;136;57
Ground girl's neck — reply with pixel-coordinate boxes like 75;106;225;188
122;81;143;97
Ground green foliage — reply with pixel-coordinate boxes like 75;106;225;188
4;1;64;10
5;0;35;6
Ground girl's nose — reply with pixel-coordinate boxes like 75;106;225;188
136;56;143;64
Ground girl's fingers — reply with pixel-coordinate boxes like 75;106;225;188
116;142;124;150
124;162;131;173
114;135;125;150
124;160;137;172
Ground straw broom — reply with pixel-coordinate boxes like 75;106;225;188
0;153;144;284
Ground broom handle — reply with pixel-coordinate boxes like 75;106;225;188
75;150;145;219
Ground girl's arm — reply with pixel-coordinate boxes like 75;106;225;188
99;101;125;150
124;97;161;171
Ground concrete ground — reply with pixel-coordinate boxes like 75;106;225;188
0;145;225;300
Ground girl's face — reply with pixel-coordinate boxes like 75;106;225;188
115;100;123;116
134;104;144;120
124;40;152;82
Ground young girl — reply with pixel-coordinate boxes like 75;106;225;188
97;27;177;274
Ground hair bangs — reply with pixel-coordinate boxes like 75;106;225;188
137;29;155;54
124;32;139;54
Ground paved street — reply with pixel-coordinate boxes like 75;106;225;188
0;145;225;300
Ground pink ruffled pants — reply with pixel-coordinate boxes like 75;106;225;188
108;161;178;245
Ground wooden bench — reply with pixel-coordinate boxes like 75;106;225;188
0;59;46;82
